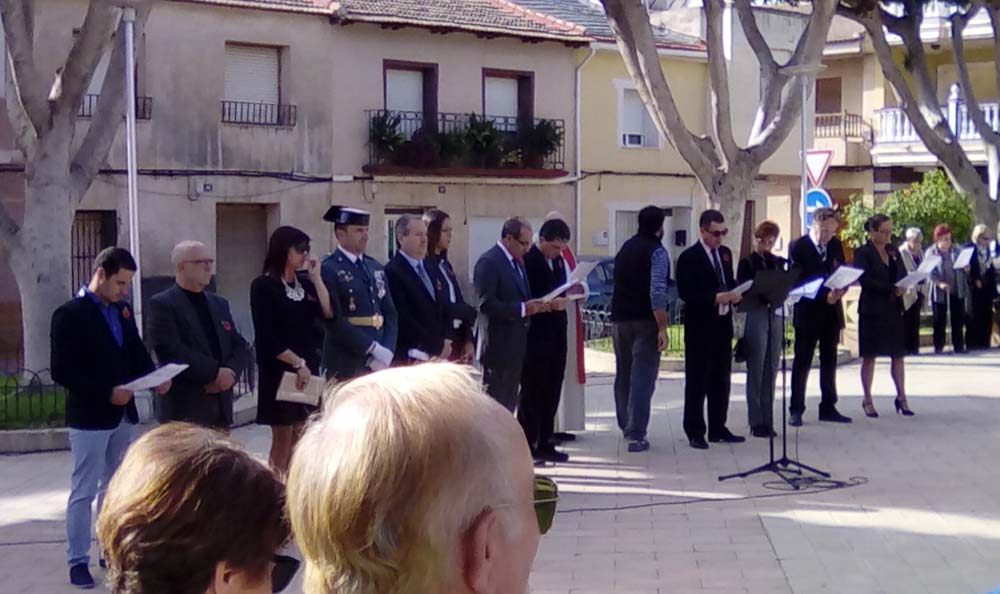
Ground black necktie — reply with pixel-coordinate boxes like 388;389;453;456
712;249;725;290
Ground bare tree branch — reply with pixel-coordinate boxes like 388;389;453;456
733;0;777;80
704;0;739;165
1;0;49;133
55;1;120;117
747;0;836;160
5;65;39;157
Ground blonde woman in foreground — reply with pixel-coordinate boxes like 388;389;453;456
287;363;559;594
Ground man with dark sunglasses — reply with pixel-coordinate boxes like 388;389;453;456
288;363;556;594
677;209;746;449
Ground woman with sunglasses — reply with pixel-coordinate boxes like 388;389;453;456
854;214;911;417
251;226;334;474
97;422;300;594
287;363;557;594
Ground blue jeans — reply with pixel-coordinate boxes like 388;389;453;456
744;308;782;429
66;421;135;566
612;320;660;440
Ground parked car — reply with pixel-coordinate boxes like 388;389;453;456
578;255;679;322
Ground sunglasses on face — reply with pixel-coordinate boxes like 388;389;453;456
495;475;560;535
271;554;301;593
293;243;311;254
707;228;728;238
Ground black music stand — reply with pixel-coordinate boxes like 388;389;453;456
718;268;830;489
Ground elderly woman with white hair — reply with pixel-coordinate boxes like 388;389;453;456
286;363;558;594
965;224;997;349
898;227;927;355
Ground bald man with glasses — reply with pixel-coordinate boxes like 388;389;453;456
147;241;250;429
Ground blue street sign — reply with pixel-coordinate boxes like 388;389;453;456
804;187;832;228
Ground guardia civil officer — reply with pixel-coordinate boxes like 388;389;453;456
320;206;398;380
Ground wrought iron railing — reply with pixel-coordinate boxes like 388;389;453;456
815;112;873;142
78;94;153;120
366;109;566;172
233;344;257;401
581;303;686;357
0;369;66;429
221;100;297;127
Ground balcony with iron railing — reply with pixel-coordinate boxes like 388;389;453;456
220;100;297;127
872;84;1000;166
364;109;567;178
814;111;873;167
78;94;153;120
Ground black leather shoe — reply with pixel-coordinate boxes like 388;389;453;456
536;446;569;463
789;413;803;427
818;408;852;423
688;437;709;450
709;432;746;444
552;432;577;443
627;439;650;452
751;425;776;438
70;564;95;589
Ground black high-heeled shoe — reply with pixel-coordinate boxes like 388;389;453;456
862;401;879;418
894;399;915;416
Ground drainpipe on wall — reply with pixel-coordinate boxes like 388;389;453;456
574;47;596;253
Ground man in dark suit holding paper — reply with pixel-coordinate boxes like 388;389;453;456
148;241;250;429
518;218;571;463
788;207;852;426
474;217;551;412
50;247;171;588
676;209;745;450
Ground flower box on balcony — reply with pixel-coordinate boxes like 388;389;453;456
361;164;569;178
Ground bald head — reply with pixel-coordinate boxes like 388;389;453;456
171;241;214;292
545;210;565;221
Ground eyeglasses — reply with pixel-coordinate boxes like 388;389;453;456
494;475;560;535
182;259;215;266
271;554;301;593
293;243;311;254
707;228;728;238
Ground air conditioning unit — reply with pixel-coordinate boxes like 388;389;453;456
623;133;645;147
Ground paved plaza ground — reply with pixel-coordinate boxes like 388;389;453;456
2;350;1000;594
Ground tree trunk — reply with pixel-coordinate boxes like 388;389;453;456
11;158;74;375
707;168;755;259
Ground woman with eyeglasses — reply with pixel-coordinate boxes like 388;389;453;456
96;422;300;594
251;226;335;474
854;214;911;417
965;224;996;350
423;208;477;362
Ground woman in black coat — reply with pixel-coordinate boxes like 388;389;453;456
854;214;912;418
423;209;477;362
965;224;997;350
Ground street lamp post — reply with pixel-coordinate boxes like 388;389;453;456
779;63;826;235
123;7;142;335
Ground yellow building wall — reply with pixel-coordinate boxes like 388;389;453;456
818;57;866;115
889;46;996;103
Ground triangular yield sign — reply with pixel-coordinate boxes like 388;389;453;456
805;149;833;188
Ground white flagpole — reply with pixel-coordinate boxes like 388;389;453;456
123;7;142;335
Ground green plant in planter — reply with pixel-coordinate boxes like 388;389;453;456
438;129;468;167
395;128;442;168
369;112;403;164
464;114;504;168
518;119;563;169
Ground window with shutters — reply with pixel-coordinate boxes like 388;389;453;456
482;69;533;133
222;43;295;126
382;60;438;140
617;85;659;149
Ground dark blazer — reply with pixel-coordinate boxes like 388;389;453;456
789;234;846;330
677;242;736;339
965;241;998;300
147;285;250;427
473;244;531;367
385;252;448;362
853;242;905;318
424;253;476;344
523;245;568;342
50;294;155;430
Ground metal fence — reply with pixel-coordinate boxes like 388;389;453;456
581;303;686;357
0;369;67;429
78;94;153;120
221;100;297;127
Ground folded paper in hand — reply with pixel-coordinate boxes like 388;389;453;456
823;266;864;290
122;364;189;391
787;278;824;303
276;372;327;407
918;255;941;275
542;261;599;302
732;280;753;295
953;247;975;270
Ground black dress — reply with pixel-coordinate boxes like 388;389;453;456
965;242;997;349
250;273;324;426
854;242;906;358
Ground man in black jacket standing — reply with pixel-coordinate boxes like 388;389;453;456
518;218;571;463
50;247;170;588
148;241;250;429
385;215;449;363
788;207;852;426
676;210;745;450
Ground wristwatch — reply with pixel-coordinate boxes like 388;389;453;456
293;359;307;370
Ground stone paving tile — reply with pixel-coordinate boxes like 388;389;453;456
4;351;1000;593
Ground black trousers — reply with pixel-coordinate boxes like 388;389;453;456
518;335;567;451
683;329;732;440
903;294;923;355
968;288;995;349
932;296;965;352
790;317;839;415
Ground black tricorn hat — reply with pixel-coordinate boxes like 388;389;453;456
323;205;371;226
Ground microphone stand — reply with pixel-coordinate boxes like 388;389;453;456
719;267;830;489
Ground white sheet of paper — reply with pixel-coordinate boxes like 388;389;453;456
896;271;929;290
917;254;941;275
953;247;975;269
121;363;188;391
788;278;824;301
541;261;600;302
823;266;864;290
276;372;327;407
408;348;431;362
732;279;754;295
993;257;1000;270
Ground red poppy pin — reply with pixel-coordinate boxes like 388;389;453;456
435;280;443;291
121;307;131;320
222;320;232;332
722;253;730;263
306;293;317;302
